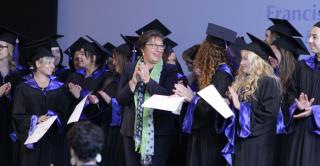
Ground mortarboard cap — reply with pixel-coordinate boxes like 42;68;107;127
25;46;54;64
120;34;139;50
24;34;63;50
120;34;140;62
85;35;112;58
268;18;302;37
121;35;139;46
313;21;320;28
294;38;309;55
272;36;309;58
164;37;177;48
114;43;132;59
103;42;116;53
205;23;237;47
0;26;23;46
164;37;178;54
244;33;277;61
136;19;171;36
228;36;247;69
63;37;92;57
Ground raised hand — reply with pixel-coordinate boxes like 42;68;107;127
4;82;11;95
129;67;139;92
0;83;8;97
68;82;82;99
98;90;111;104
173;83;195;102
228;86;240;110
295;93;314;111
88;95;99;104
38;115;49;124
137;63;150;84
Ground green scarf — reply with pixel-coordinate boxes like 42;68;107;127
133;58;163;164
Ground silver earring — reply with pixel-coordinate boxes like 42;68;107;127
70;157;76;165
96;153;102;163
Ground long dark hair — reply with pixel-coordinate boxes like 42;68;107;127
278;47;297;89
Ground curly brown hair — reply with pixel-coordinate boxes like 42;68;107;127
193;40;229;90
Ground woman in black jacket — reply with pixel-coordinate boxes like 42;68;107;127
117;30;177;166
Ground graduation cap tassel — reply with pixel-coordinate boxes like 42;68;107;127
131;45;137;63
13;37;25;71
13;38;19;64
225;42;238;72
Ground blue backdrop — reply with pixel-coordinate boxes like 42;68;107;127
58;0;320;73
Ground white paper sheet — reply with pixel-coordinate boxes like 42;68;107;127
24;115;58;145
197;85;234;119
142;95;185;115
67;95;89;124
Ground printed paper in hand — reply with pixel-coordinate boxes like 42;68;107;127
142;95;185;115
197;85;234;119
24;115;58;145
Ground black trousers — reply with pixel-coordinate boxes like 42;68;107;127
122;135;174;166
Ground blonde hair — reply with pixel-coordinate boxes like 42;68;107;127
5;43;16;72
232;50;280;101
34;56;55;71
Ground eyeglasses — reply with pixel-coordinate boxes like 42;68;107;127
145;43;166;51
0;45;8;50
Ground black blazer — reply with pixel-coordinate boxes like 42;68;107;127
117;62;178;136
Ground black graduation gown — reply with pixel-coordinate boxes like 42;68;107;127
54;65;70;83
273;97;287;166
0;71;23;166
99;74;126;166
116;62;178;166
12;77;69;166
273;74;295;166
233;76;280;166
67;67;113;126
166;105;189;166
283;56;320;166
186;69;233;166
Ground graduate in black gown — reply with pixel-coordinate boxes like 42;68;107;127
264;18;304;76
283;21;320;166
226;33;281;166
174;23;237;166
51;35;69;82
181;44;200;88
103;42;117;74
12;47;69;166
64;37;86;73
24;34;70;82
66;36;113;126
88;42;130;166
0;26;24;166
117;29;178;166
264;18;303;46
269;34;309;166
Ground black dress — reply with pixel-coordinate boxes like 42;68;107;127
0;71;23;166
61;68;112;166
116;62;178;166
99;74;126;166
232;76;281;166
54;65;70;83
66;67;113;125
12;77;69;166
283;56;320;166
184;65;233;166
